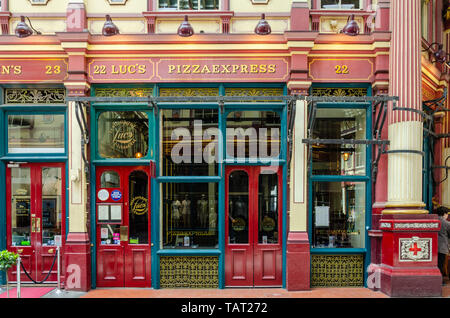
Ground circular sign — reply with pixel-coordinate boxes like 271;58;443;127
131;196;148;215
97;189;109;201
232;217;246;232
111;189;122;201
262;216;276;232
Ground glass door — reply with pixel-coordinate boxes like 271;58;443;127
7;163;65;283
96;166;151;287
225;166;282;287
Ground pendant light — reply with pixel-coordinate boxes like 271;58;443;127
341;14;359;36
177;15;194;37
15;16;41;38
254;13;271;35
102;15;119;36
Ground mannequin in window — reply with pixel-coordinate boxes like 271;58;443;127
171;195;182;228
181;194;191;228
197;194;208;228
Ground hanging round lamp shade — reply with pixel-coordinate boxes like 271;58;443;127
254;13;271;35
434;44;447;63
102;15;120;36
341;14;359;36
177;15;194;37
15;16;33;38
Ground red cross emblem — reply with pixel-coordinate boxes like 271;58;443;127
409;242;422;255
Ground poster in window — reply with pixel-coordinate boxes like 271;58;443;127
315;206;330;227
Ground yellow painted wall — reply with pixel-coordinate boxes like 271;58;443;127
89;18;147;34
10;17;67;34
230;0;295;13
155;18;221;34
231;17;289;33
84;0;147;14
9;0;69;13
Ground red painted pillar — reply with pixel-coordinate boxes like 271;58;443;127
374;0;442;297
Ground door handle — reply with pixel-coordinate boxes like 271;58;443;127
48;248;54;254
31;217;35;233
35;217;40;233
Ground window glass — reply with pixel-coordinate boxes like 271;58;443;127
42;167;62;246
162;109;218;176
226;111;280;162
321;0;360;9
228;171;249;244
159;0;219;10
8;114;65;153
162;182;218;248
312;108;366;175
129;170;149;244
312;181;365;249
98;111;149;159
100;171;120;188
258;171;278;244
10;167;31;247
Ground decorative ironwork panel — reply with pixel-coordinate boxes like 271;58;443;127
159;87;219;97
311;254;364;287
225;87;284;102
95;87;153;97
160;256;219;288
311;87;368;97
5;88;66;104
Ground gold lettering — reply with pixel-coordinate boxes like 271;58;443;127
201;65;211;74
1;65;10;74
128;64;136;74
240;65;248;73
192;65;201;74
232;65;240;73
138;64;146;74
267;64;276;73
119;65;127;74
14;66;22;75
250;64;258;73
168;65;176;74
221;65;231;74
259;64;267;73
183;64;191;74
212;65;220;74
111;65;119;74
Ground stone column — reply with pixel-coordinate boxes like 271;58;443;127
56;0;91;292
376;0;442;297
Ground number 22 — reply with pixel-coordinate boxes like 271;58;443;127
335;65;349;74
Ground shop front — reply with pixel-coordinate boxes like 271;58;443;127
86;56;290;289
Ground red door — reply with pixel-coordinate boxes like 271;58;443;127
225;166;282;287
96;166;151;287
6;162;65;283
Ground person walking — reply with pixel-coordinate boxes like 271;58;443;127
436;206;450;285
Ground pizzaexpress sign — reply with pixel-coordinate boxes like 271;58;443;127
87;57;289;82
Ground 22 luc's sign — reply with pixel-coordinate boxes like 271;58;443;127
88;57;289;83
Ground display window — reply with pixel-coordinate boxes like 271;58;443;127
312;108;366;176
161;109;219;176
161;182;218;248
158;0;220;10
97;111;149;159
226;111;281;163
7;114;65;154
311;181;366;248
320;0;361;9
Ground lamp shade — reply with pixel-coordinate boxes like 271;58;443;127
254;13;271;35
434;44;447;63
342;14;360;36
177;15;194;37
15;16;33;38
102;15;119;36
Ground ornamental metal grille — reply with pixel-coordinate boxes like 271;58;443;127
311;254;364;287
5;88;66;104
159;256;219;288
159;87;219;97
311;87;368;97
94;87;153;97
225;87;284;102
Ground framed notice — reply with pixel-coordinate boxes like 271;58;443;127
97;204;122;223
315;206;330;227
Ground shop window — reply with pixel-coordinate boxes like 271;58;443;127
258;172;278;244
312;108;366;176
162;182;218;248
100;171;120;188
162;109;218;176
228;171;249;244
226;111;280;162
320;0;360;9
7;114;65;154
42;167;62;246
10;167;31;247
128;170;149;244
312;181;366;249
97;111;149;159
158;0;219;10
